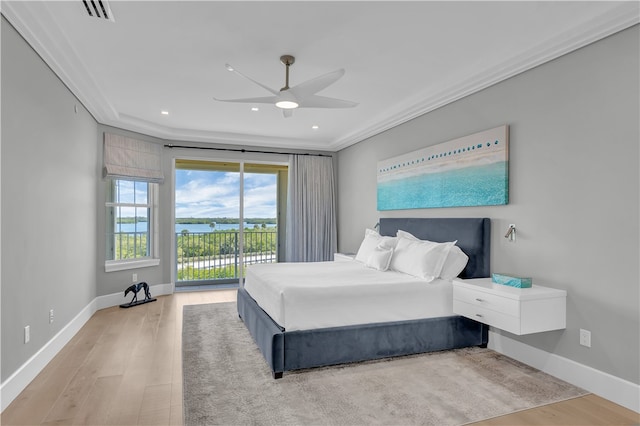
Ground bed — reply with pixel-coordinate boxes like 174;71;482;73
237;217;490;378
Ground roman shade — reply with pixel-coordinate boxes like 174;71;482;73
103;133;164;183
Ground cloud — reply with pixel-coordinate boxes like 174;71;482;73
175;170;277;218
243;183;277;217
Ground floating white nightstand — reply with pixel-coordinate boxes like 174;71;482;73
452;278;566;335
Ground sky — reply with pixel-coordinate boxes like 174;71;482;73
175;170;277;219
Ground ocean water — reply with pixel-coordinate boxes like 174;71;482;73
377;162;508;210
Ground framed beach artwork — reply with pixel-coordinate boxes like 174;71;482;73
377;125;509;210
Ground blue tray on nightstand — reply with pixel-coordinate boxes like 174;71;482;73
492;273;532;288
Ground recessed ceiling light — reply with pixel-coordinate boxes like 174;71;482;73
161;110;169;115
251;107;259;111
311;125;319;130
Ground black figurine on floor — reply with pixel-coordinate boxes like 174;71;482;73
120;282;157;308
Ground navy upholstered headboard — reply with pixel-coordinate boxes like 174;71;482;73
379;218;491;279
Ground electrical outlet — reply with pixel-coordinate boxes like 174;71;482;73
132;273;138;282
24;325;30;344
580;329;591;347
49;309;54;324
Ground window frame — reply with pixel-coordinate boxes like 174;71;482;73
105;179;160;272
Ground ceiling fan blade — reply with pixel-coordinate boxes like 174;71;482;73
218;59;354;113
298;95;358;109
224;63;279;95
289;69;345;98
213;96;278;104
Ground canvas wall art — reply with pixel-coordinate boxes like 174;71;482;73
377;125;509;210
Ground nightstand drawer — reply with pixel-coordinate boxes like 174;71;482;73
453;286;520;317
453;300;520;335
453;278;567;335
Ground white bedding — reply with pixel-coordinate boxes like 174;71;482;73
243;260;454;331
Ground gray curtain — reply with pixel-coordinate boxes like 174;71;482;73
285;155;337;262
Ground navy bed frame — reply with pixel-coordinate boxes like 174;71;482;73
237;217;491;378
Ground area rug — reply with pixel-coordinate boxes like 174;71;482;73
183;302;586;425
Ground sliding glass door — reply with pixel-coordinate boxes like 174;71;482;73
174;159;286;286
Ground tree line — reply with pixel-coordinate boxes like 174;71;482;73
117;217;276;224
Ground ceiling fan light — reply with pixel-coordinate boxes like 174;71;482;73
275;100;299;109
275;90;299;109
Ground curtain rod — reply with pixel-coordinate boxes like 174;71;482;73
163;144;333;158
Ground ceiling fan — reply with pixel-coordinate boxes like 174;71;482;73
214;55;358;118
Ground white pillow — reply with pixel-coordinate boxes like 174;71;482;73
440;245;469;280
365;246;394;271
396;229;468;280
355;229;396;263
397;229;419;241
389;237;454;282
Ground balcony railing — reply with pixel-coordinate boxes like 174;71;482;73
176;230;277;282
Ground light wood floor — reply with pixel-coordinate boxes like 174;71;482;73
2;290;638;425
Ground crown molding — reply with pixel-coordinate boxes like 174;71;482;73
329;2;640;151
1;2;119;122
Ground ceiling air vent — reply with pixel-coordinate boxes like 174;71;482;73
82;0;114;22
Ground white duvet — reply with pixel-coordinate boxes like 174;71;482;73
243;260;454;331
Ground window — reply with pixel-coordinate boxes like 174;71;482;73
105;179;159;271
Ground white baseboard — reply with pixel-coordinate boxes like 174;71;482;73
488;330;640;413
0;299;96;412
0;283;174;412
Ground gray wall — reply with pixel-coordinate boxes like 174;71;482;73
1;18;99;381
337;25;639;384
